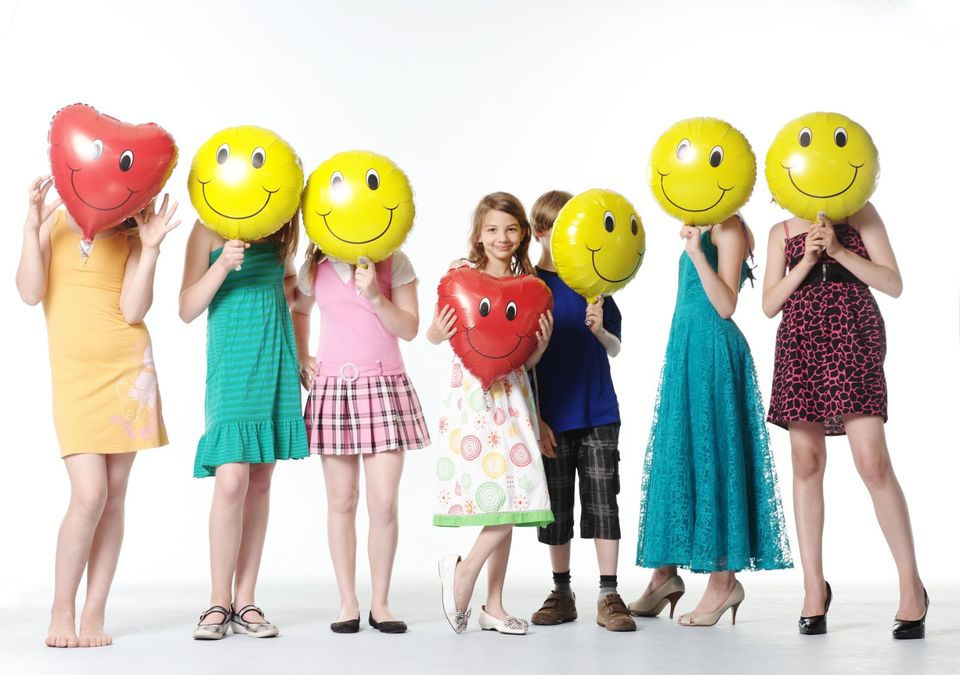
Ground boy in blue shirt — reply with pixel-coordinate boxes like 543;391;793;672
529;191;635;632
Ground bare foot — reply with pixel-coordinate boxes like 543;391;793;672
678;573;736;624
801;579;829;617
896;581;927;621
453;559;474;613
640;566;678;600
46;607;78;648
370;605;399;623
335;604;360;622
78;609;113;647
481;603;509;620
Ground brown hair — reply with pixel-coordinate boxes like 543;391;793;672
467;192;534;275
266;210;300;263
530;190;572;235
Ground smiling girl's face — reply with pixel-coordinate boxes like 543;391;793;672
478;209;522;268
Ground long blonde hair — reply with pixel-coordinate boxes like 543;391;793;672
467;192;534;275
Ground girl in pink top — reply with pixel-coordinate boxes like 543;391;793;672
293;248;429;633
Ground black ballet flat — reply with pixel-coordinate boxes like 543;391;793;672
369;611;408;634
892;588;928;640
330;616;361;634
798;581;832;635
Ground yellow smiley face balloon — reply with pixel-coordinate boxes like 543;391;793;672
301;150;415;264
188;126;303;241
551;189;645;302
649;117;757;226
766;112;879;221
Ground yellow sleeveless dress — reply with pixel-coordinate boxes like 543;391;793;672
43;210;168;457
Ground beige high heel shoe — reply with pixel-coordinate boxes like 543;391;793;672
628;575;685;618
678;580;745;627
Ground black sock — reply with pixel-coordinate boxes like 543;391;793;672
599;574;618;599
553;570;572;594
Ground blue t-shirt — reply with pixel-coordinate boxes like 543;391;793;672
533;267;621;434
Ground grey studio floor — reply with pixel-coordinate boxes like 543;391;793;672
2;581;957;675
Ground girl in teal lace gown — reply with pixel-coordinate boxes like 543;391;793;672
631;216;791;626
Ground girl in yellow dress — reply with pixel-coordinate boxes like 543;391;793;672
16;176;180;648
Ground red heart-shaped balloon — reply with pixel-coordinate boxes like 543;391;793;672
438;268;553;390
48;103;178;243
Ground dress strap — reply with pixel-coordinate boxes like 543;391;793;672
781;221;790;238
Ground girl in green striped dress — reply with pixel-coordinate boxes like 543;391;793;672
180;216;307;639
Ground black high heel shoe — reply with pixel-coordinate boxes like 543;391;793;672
798;581;832;635
892;588;928;640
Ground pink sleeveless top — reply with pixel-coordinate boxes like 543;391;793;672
312;257;406;379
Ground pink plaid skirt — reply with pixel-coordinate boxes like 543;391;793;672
304;373;430;455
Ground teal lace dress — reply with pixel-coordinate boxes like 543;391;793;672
193;242;308;478
636;228;792;572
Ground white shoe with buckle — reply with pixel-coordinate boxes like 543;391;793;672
478;606;529;635
439;554;471;634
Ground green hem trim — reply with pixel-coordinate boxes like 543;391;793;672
433;510;554;528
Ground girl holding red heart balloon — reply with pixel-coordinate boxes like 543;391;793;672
17;176;180;648
430;192;555;636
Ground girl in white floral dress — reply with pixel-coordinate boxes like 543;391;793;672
429;192;554;635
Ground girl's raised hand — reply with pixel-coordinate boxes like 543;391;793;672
680;225;703;259
216;239;249;273
135;194;181;250
534;310;554;350
25;175;63;230
428;304;457;343
813;213;842;257
354;256;381;300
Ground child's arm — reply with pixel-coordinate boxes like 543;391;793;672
585;297;621;357
762;220;821;318
684;217;744;320
16;176;61;305
826;202;902;298
427;304;457;344
291;285;316;390
178;221;246;323
355;256;419;341
524;311;554;369
119;195;180;324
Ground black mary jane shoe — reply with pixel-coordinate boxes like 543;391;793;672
798;581;832;636
892;588;929;640
330;616;361;634
369;611;408;634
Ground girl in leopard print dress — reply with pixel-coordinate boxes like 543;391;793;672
762;202;926;637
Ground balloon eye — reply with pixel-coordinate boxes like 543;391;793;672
366;169;380;190
834;127;848;147
216;144;229;164
603;210;615;233
798;127;812;147
331;171;344;188
630;215;639;236
251;147;265;168
90;139;104;161
479;297;491;317
709;146;723;168
119;150;134;172
505;301;517;321
676;138;691;161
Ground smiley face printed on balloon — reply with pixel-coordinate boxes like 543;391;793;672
438;268;554;390
550;189;645;302
48;103;178;243
765;112;879;221
649;117;757;226
188;126;303;241
302;151;415;265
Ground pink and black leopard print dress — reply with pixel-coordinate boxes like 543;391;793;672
768;221;887;436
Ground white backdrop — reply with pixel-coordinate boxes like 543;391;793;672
1;0;957;604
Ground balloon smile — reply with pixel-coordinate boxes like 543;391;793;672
69;167;137;211
199;180;277;219
587;246;644;283
319;205;396;245
784;162;862;199
658;171;731;213
465;328;523;359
